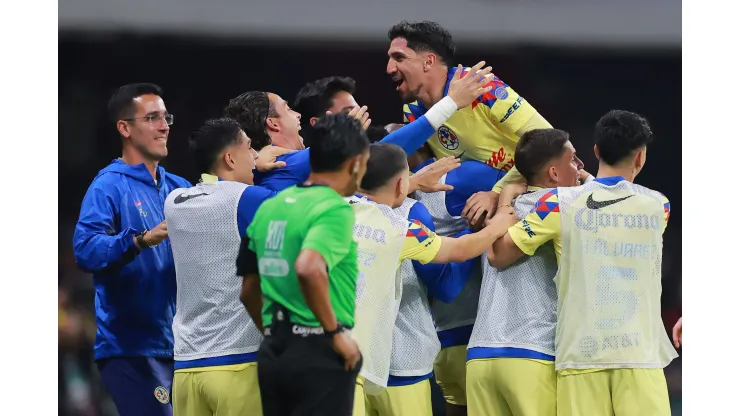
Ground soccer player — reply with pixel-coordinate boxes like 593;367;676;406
406;143;502;416
238;113;368;416
346;143;517;415
386;20;554;223
487;110;678;416
72;83;191;416
165;118;277;416
223;62;493;192
466;129;583;416
354;139;480;416
292;76;362;148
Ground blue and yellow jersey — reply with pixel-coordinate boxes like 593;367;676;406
508;177;671;263
403;66;548;171
401;219;443;264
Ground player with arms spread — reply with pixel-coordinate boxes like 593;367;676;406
487;110;678;416
386;20;554;225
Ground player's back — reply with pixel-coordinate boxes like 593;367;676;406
249;184;356;327
165;180;263;362
555;177;677;370
389;198;441;378
469;188;558;358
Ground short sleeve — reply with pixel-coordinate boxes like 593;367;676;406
508;190;561;257
492;167;525;193
660;193;670;234
301;204;355;269
237;185;277;237
484;76;537;135
400;219;442;264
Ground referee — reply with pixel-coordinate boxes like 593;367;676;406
237;113;369;416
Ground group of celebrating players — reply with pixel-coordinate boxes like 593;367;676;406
72;20;681;416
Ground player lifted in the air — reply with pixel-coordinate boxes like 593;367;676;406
487;110;678;416
386;21;554;228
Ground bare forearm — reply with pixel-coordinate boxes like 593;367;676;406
298;272;339;331
240;275;264;332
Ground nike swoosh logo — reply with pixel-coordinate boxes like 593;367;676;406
173;193;208;204
586;193;634;210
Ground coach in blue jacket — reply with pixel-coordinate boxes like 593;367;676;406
73;83;191;416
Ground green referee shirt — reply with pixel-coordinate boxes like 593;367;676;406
247;184;358;328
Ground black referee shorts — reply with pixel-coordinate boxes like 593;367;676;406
257;308;362;416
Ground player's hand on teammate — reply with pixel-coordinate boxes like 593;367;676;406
409;156;461;193
484;204;518;230
577;169;593;185
332;332;361;371
327;105;371;131
447;61;494;109
256;145;296;172
500;183;527;206
463;190;499;226
142;220;169;247
672;317;682;348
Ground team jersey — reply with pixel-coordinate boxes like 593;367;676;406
166;174;274;369
348;194;443;265
467;187;558;362
412;159;499;347
388;199;442;383
247;184;358;328
403;66;552;190
508;176;677;371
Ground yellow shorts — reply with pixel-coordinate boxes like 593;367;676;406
353;377;365;416
364;378;433;416
434;345;468;405
466;358;556;416
173;362;262;416
557;368;670;416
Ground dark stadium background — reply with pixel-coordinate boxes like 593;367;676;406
58;32;682;415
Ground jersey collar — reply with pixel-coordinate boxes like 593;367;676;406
411;67;458;114
593;176;626;186
200;173;221;183
526;185;543;191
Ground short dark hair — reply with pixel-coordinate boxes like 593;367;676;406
594;110;654;166
365;125;390;143
388;21;456;65
223;91;278;151
189;118;244;174
310;113;369;173
292;77;356;148
107;83;163;122
515;129;571;183
361;143;408;192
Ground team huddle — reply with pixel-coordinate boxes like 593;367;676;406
72;20;679;416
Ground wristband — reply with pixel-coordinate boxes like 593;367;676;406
135;230;151;249
425;96;458;130
324;324;344;338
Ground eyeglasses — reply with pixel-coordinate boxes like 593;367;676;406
123;113;174;126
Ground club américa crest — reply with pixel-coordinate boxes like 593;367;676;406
154;386;170;404
437;126;459;151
